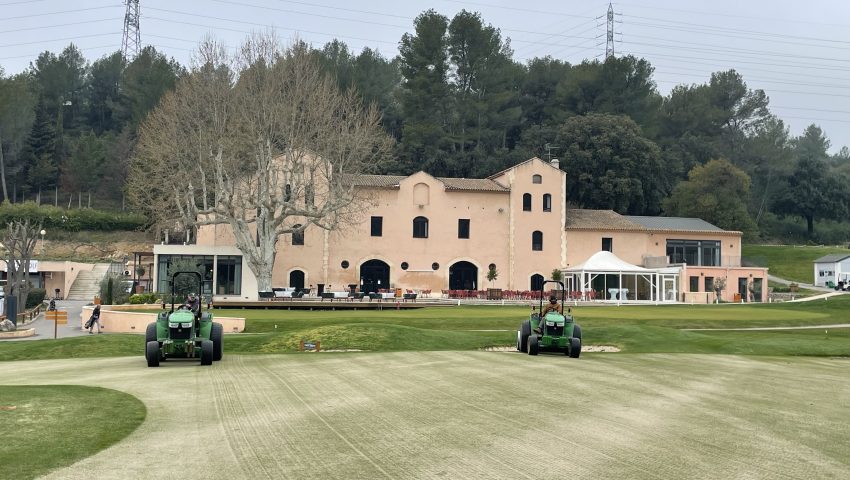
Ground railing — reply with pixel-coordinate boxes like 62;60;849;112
642;255;743;268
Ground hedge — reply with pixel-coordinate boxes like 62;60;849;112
26;288;46;308
0;202;147;232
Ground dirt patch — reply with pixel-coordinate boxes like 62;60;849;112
482;345;621;352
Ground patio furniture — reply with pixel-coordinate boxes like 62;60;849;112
258;291;274;301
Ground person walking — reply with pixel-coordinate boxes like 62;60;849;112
87;305;102;334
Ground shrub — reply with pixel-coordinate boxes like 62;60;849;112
129;293;158;304
0;202;147;232
26;288;47;308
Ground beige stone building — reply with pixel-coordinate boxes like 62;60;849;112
152;157;767;303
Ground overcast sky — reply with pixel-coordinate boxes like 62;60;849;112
2;0;849;151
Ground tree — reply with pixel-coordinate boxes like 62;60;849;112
2;217;42;325
397;10;452;174
556;113;665;214
0;71;36;202
87;51;126;133
115;46;182;130
64;131;107;207
20;101;58;199
128;36;393;291
662;159;758;234
773;125;847;236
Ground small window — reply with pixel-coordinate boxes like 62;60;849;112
292;225;304;246
705;276;714;292
458;219;470;239
543;194;552;212
371;216;383;237
532;174;542;184
532;231;543;251
413;216;428;238
341;260;349;269
284;184;292;202
432;262;440;270
602;237;612;252
531;273;544;291
522;193;532;211
401;262;409;270
689;276;699;292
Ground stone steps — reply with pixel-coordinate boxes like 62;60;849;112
66;264;111;300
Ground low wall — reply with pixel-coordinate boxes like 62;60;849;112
81;305;245;333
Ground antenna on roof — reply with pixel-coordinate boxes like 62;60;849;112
544;143;559;162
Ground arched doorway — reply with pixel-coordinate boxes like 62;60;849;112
289;270;305;290
360;260;390;294
449;261;478;290
530;274;544;291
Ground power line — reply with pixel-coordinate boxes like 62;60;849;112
0;44;119;61
199;1;408;29
0;18;117;35
0;0;50;5
653;71;850;91
0;5;122;22
621;14;850;46
0;32;121;48
272;0;410;20
647;61;850;84
439;0;595;19
655;80;850;98
616;2;850;30
621;40;850;65
621;50;850;73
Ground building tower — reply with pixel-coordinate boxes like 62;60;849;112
605;2;615;59
122;0;141;60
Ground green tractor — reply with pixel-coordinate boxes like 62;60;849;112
516;280;581;358
145;271;223;367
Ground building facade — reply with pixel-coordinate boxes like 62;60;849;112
152;157;768;303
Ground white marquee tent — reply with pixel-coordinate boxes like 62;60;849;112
564;251;679;302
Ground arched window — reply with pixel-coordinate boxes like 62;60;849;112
522;193;532;211
292;224;304;245
543;193;552;212
284;184;292;202
413;216;429;238
532;231;543;251
532;174;542;184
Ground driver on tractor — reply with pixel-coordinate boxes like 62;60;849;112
180;293;201;318
535;295;561;333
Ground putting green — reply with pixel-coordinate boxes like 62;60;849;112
1;353;848;479
0;385;146;480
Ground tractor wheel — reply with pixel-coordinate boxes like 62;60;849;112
572;324;582;341
519;320;531;353
146;340;160;367
569;337;581;358
200;340;214;366
528;335;539;356
211;322;224;361
145;322;157;344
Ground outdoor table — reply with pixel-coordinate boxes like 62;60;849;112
379;292;396;299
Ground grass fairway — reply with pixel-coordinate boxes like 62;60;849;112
3;297;850;360
743;244;849;283
0;385;146;480
0;353;847;479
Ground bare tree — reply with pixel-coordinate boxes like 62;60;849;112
128;35;392;290
2;218;41;325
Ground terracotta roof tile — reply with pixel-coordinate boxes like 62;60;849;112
343;174;406;188
437;177;509;192
565;209;645;230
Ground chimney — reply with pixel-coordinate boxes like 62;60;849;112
551;158;560;169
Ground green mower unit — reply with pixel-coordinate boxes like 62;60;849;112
145;271;223;367
516;280;582;358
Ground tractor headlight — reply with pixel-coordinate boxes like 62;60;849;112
168;322;179;328
181;322;192;328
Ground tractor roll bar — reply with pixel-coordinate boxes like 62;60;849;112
538;280;566;314
168;271;204;314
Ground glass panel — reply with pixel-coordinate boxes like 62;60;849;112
216;256;242;295
689;276;699;291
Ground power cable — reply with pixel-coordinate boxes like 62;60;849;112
0;32;121;48
614;1;850;29
655;80;850;98
439;0;595;19
0;44;119;61
621;50;850;73
622;40;850;65
195;1;408;29
0;5;122;22
0;18;118;35
653;71;850;91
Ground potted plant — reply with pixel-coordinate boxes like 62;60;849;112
713;277;726;303
486;265;501;300
135;265;146;293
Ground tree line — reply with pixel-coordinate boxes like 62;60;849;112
2;9;849;240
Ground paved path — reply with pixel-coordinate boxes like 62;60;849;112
768;274;833;292
10;300;91;341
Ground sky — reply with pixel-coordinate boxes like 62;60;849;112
1;0;849;151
